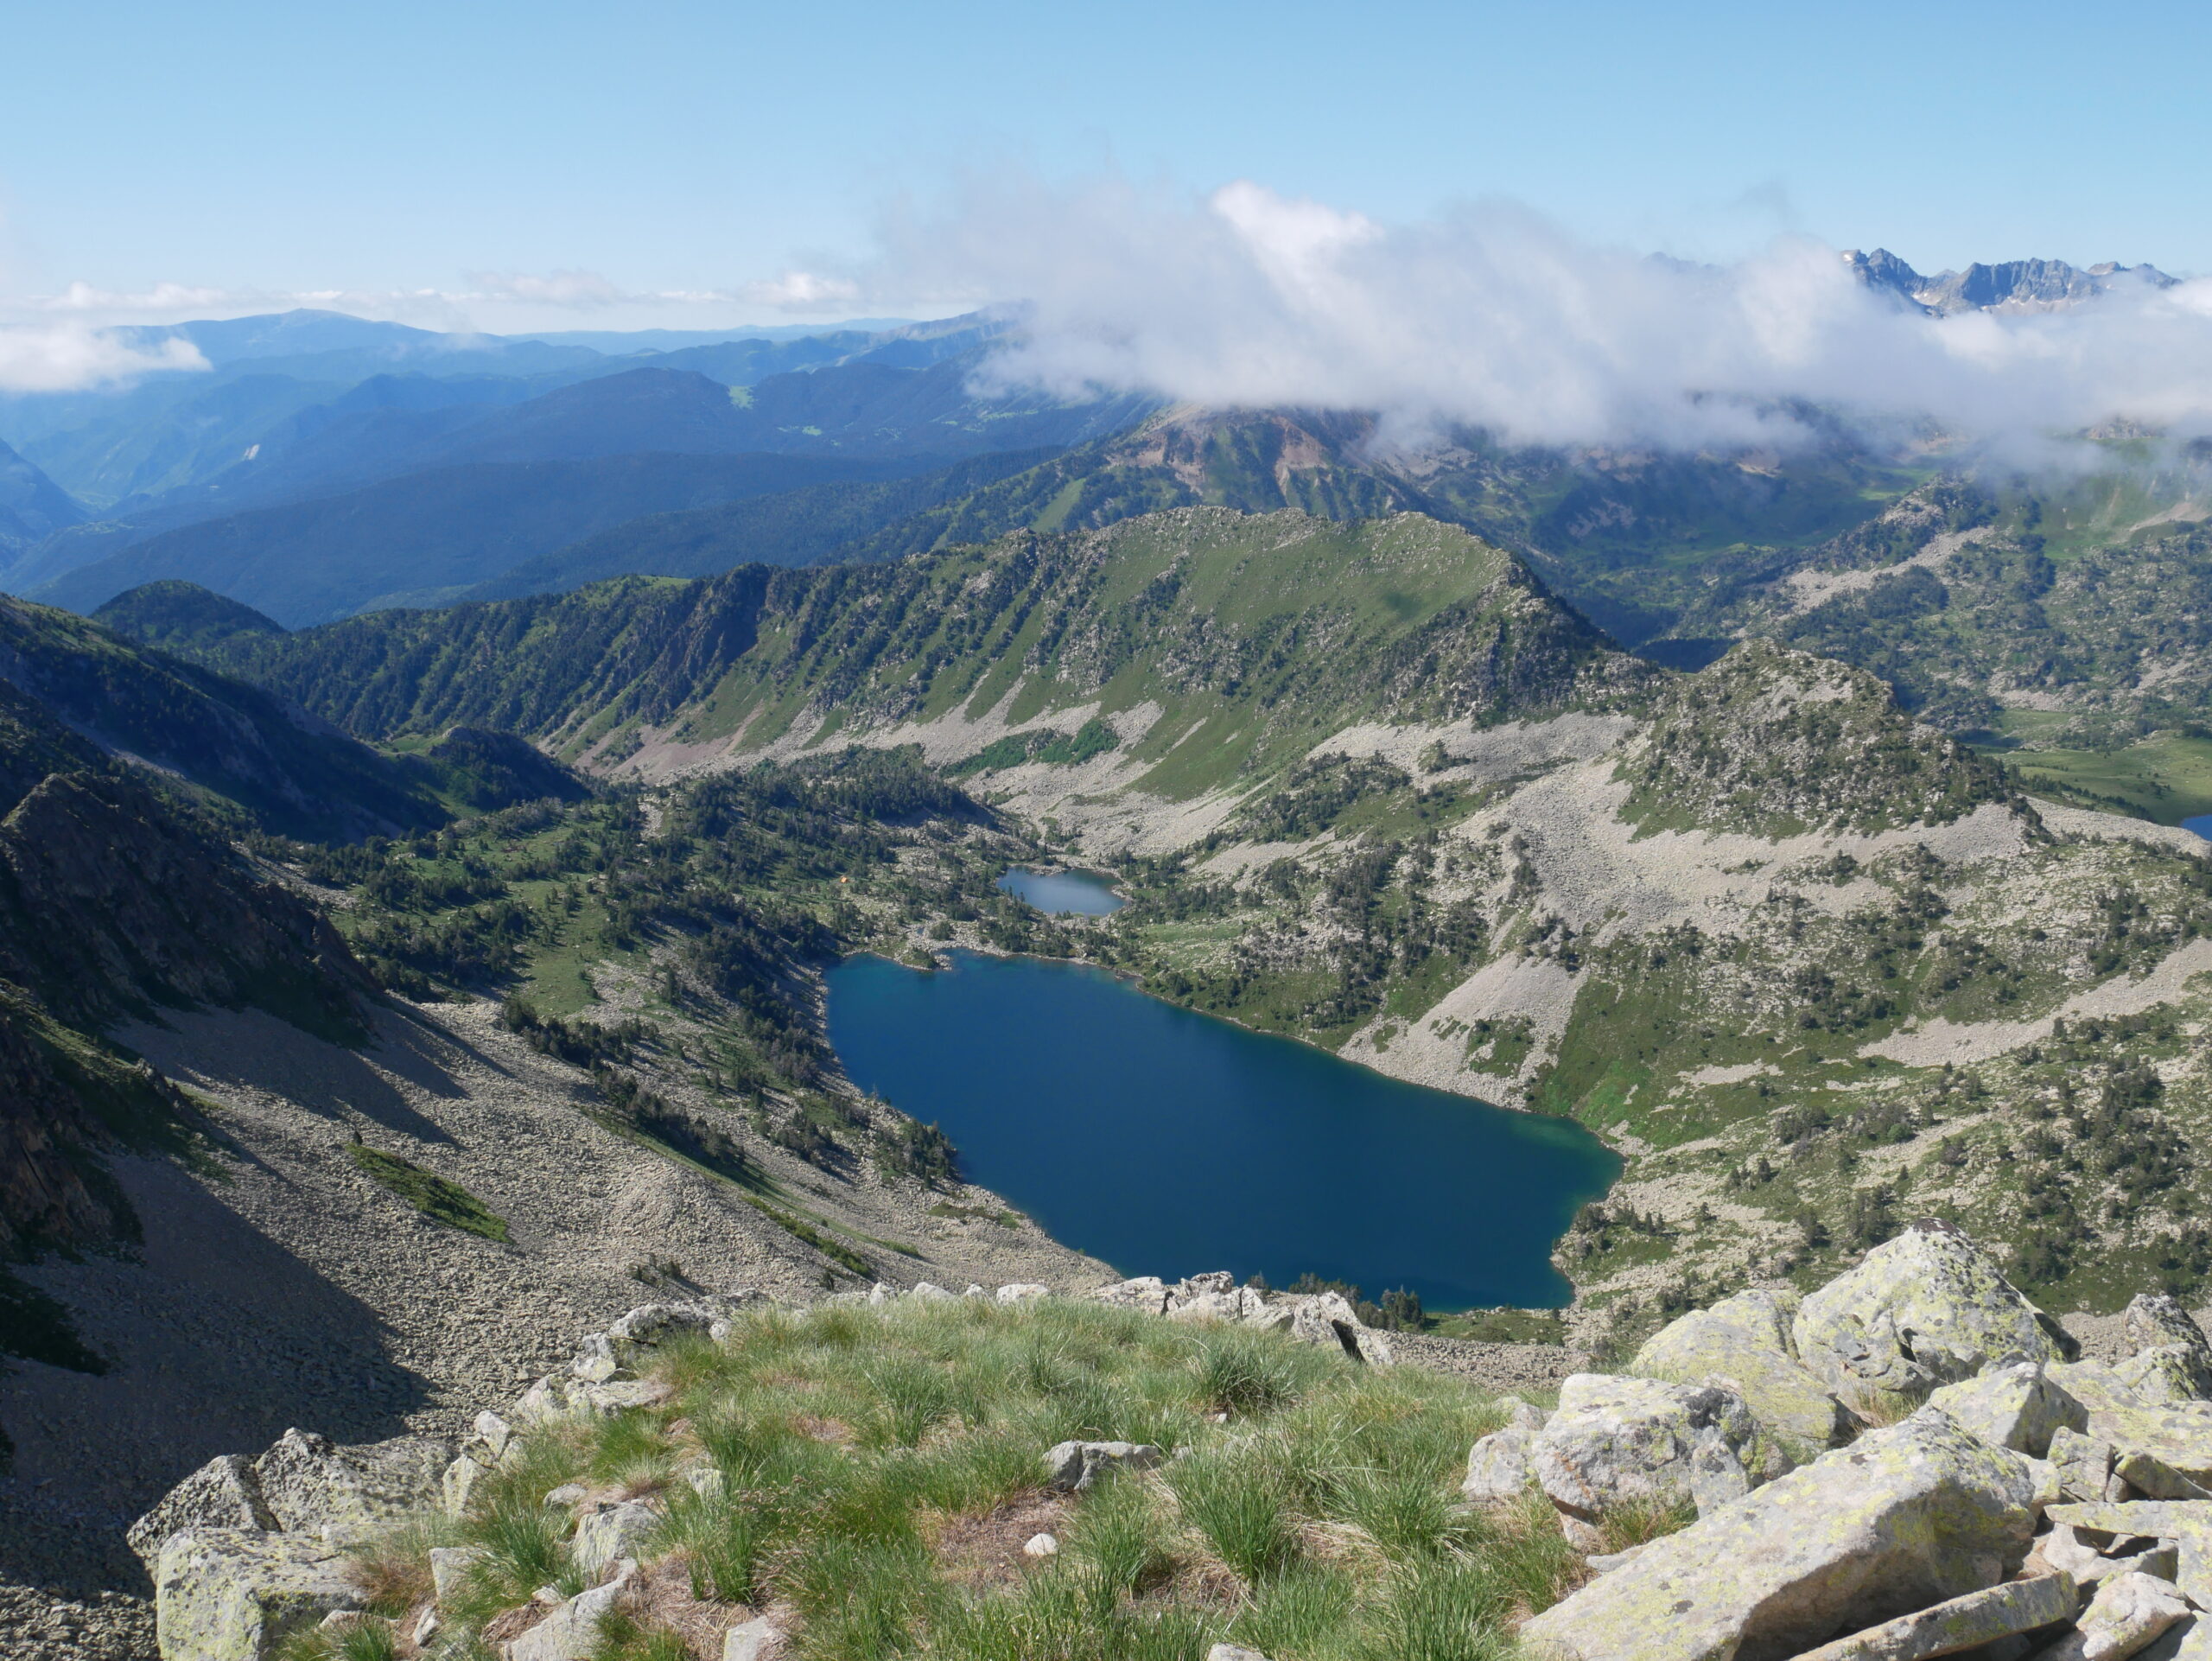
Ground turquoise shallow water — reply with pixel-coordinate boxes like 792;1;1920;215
996;868;1126;915
825;950;1618;1309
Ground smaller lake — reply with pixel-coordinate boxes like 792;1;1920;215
997;868;1126;916
826;951;1618;1309
2187;816;2212;843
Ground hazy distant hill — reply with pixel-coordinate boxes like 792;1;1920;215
0;440;84;557
31;450;930;624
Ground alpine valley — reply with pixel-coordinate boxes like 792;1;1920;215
5;268;2212;1661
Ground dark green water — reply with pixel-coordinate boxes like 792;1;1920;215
825;951;1618;1309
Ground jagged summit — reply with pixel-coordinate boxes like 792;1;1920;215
1843;247;2179;315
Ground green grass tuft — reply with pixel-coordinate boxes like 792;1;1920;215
345;1144;510;1242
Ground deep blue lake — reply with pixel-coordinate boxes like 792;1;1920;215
2187;816;2212;843
996;868;1126;915
825;951;1618;1309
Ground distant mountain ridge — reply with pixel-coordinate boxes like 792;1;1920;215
1842;248;2178;314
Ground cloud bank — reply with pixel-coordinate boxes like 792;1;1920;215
0;321;207;393
856;176;2212;456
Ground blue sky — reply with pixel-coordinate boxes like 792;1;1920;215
1;0;2207;332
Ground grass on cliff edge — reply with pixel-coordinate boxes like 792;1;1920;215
321;1299;1603;1661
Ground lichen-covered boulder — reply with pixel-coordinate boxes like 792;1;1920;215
1464;1398;1549;1505
2040;1570;2190;1661
995;1283;1050;1303
154;1528;359;1661
2050;1426;2122;1503
2120;1348;2212;1408
1532;1374;1761;1544
1784;1571;2077;1661
1631;1288;1857;1454
251;1429;450;1541
1792;1222;2071;1418
1096;1276;1174;1312
2126;1296;2212;1391
1925;1362;2087;1457
128;1454;276;1569
572;1499;660;1578
1519;1407;2040;1661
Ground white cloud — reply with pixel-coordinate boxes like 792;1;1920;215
741;270;863;310
0;321;206;393
855;175;2212;458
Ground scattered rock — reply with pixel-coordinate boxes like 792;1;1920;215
722;1614;789;1661
429;1544;481;1602
1792;1222;2071;1418
1205;1647;1273;1661
153;1528;359;1661
1520;1407;2041;1661
1023;1532;1059;1558
1464;1398;1549;1505
1287;1292;1394;1365
507;1558;636;1661
544;1484;588;1508
251;1429;451;1541
996;1283;1051;1303
2053;1429;2123;1503
2117;1452;2212;1502
570;1333;623;1383
1043;1441;1165;1492
2126;1298;2212;1400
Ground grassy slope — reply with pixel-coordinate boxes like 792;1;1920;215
323;1298;1588;1661
175;510;1637;802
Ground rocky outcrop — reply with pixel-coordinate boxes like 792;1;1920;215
1791;1220;2072;1417
1464;1397;1549;1504
130;1429;449;1571
1506;1228;2212;1661
1521;1408;2043;1661
1093;1273;1395;1363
